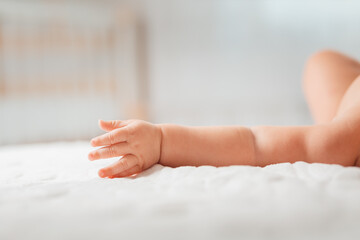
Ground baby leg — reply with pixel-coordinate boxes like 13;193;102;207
303;50;360;124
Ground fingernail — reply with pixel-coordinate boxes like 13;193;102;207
98;170;106;178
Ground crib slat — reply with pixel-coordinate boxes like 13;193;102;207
0;3;147;144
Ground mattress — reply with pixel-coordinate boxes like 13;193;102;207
1;142;360;240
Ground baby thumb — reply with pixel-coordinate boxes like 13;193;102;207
98;119;124;132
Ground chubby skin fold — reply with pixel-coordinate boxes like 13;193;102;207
89;50;360;178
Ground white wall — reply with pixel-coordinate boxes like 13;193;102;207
141;0;360;126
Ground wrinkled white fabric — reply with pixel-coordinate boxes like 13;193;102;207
1;142;360;240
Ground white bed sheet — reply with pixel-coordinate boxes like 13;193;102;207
1;142;360;240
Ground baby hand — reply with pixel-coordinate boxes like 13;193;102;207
88;119;162;178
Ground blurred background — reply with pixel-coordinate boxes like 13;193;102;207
0;0;359;145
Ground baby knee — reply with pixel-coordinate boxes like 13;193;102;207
305;49;340;70
303;49;344;88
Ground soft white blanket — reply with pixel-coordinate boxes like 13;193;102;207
1;142;360;240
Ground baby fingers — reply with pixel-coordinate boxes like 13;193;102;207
88;142;129;161
98;155;140;178
91;127;129;147
99;119;128;132
108;165;142;178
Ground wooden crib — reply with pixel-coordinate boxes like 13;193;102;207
0;1;148;144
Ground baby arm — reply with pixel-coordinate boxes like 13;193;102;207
159;123;358;167
89;119;359;178
158;124;256;167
